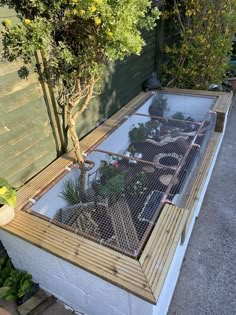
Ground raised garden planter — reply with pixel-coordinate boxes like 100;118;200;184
0;88;232;315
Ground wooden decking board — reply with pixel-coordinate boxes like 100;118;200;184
163;87;223;97
148;209;180;285
5;215;152;294
10;214;150;286
185;133;220;211
12;212;140;271
139;204;171;265
140;205;187;288
15;157;74;208
140;205;176;272
153;209;189;298
151;209;187;291
4;225;155;303
139;204;188;302
213;93;232;113
1;89;229;304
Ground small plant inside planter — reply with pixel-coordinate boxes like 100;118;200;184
170;112;185;128
98;172;126;205
59;176;81;206
148;94;169;117
129;123;149;143
126;171;148;197
129;120;161;144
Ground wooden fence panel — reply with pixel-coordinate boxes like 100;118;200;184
0;7;57;187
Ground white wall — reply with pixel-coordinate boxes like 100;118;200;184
0;230;153;315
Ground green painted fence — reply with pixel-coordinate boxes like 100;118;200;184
0;8;57;187
76;29;158;138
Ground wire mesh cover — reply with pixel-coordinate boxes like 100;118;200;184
30;96;216;257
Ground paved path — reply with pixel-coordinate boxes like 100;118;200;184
168;98;236;315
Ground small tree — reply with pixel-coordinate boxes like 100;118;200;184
1;0;160;164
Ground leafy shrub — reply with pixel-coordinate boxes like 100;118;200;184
0;256;36;304
99;173;125;204
126;171;148;197
161;0;236;89
129;123;149;143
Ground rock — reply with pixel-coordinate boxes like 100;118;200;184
142;77;162;92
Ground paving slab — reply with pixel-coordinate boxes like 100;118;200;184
39;300;74;315
0;300;19;315
168;98;236;315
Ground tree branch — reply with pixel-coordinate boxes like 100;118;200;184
72;77;99;121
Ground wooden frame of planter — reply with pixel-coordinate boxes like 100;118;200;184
227;77;236;92
0;89;232;305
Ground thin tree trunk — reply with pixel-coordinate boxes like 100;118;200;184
67;113;84;164
67;77;98;164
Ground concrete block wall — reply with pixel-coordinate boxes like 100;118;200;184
0;230;153;315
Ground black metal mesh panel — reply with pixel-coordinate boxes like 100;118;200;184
28;93;216;257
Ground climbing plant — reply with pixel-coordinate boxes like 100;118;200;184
1;0;160;164
161;0;236;89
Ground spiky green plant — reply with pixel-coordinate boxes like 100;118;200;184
59;177;81;206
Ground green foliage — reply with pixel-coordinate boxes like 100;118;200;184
2;270;33;301
99;173;125;204
127;171;147;196
172;112;185;120
129;123;149;143
145;120;160;131
161;0;236;89
1;0;160;86
99;160;118;178
0;178;16;207
148;94;168;116
59;177;81;205
0;0;160;163
170;112;185;128
129;117;163;144
0;257;13;287
0;256;34;302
